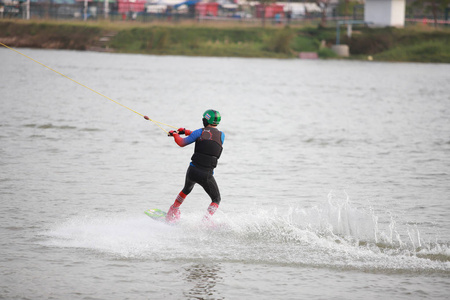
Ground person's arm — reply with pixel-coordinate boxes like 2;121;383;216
169;128;202;147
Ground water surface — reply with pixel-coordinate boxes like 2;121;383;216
1;48;449;299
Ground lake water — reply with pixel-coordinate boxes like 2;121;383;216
0;48;449;299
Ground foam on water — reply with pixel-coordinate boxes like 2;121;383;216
42;194;450;273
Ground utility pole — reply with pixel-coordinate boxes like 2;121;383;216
104;0;109;20
84;0;88;21
26;0;30;19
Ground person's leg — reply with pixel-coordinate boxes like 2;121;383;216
166;167;196;222
181;166;197;197
199;173;221;220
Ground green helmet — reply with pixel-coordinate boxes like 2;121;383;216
202;109;221;126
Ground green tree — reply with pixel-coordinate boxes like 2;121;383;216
336;0;361;18
315;0;331;27
410;0;450;27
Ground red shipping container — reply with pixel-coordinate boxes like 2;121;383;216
117;0;146;13
255;4;285;18
196;2;219;17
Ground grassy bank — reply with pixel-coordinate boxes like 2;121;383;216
1;20;449;62
343;26;450;63
0;20;102;50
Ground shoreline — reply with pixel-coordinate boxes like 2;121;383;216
1;20;449;63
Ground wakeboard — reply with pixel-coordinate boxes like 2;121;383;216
144;208;167;221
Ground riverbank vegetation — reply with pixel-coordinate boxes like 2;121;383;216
0;20;449;63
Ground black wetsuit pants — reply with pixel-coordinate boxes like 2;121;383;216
181;165;221;205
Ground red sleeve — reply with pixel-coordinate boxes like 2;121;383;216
173;133;186;147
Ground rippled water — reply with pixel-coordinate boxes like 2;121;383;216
1;48;449;299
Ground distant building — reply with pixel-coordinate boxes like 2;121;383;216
364;0;406;27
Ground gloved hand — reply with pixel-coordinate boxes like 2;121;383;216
177;128;192;136
168;130;177;136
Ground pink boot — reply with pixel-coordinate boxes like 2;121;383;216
166;205;180;223
203;202;219;223
165;192;186;223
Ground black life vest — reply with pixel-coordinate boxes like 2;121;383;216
191;127;223;169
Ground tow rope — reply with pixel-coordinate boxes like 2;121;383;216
0;42;176;134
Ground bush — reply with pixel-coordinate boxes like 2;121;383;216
376;39;450;63
291;35;319;52
146;29;169;51
347;29;396;55
264;27;294;54
318;47;338;58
